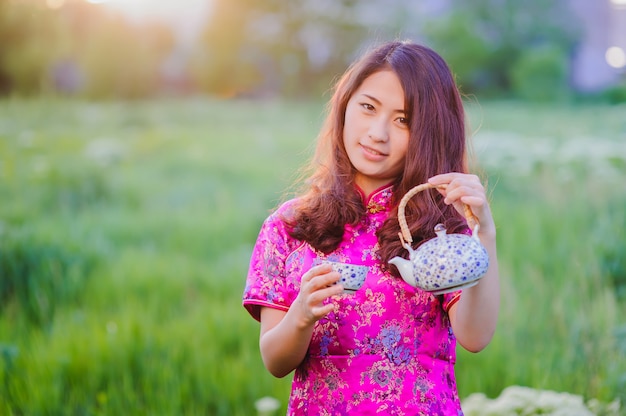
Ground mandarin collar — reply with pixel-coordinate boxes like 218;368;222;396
355;184;394;214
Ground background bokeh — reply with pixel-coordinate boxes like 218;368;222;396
1;0;625;415
1;0;625;100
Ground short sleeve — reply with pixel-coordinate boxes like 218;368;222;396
442;290;461;312
242;203;301;321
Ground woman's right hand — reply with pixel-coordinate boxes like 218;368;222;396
259;263;343;377
292;263;344;327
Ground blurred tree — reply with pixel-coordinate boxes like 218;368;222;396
511;44;570;102
422;13;492;94
0;1;58;95
189;0;258;97
425;0;581;97
0;0;585;99
192;0;370;97
0;0;175;98
78;15;175;99
52;1;175;99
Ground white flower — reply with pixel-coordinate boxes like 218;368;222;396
471;130;626;181
84;138;126;167
461;386;599;416
254;396;280;416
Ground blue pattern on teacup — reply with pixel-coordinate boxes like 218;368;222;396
322;261;369;292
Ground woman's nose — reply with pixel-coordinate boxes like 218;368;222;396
367;117;389;142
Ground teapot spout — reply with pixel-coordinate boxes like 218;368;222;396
389;257;416;287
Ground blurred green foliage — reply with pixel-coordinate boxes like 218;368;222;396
603;82;626;105
192;0;372;97
510;45;570;102
0;0;174;98
0;229;96;327
0;0;57;94
425;0;579;98
2;0;624;101
0;97;624;414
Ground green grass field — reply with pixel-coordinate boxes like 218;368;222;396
0;97;625;415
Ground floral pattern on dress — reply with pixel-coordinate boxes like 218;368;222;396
243;185;464;415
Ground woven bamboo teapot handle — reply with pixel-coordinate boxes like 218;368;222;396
397;183;480;246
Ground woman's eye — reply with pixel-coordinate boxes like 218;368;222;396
398;117;409;125
360;103;375;111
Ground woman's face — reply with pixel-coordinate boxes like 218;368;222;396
343;70;410;197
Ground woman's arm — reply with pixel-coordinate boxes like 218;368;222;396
448;230;499;352
429;173;500;353
259;264;343;378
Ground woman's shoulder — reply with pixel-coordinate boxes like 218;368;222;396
253;198;306;255
269;197;300;219
259;197;302;232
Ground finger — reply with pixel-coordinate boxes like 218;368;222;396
460;195;486;207
304;286;343;320
428;172;461;185
443;176;484;197
302;263;333;283
441;185;482;206
460;195;491;220
312;284;344;303
303;270;341;297
430;172;479;184
446;175;481;190
312;270;341;290
311;303;335;319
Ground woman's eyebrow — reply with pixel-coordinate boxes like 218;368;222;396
362;94;406;114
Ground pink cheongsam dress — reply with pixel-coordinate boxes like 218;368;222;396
243;185;464;416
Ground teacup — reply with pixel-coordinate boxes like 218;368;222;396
321;261;369;293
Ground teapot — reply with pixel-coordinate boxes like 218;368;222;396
388;183;489;294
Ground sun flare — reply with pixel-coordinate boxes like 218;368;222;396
82;0;210;23
606;46;626;69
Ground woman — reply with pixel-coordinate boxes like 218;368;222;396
243;40;500;415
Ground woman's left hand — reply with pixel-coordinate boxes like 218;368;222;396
428;173;496;239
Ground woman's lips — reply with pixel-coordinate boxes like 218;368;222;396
360;143;387;160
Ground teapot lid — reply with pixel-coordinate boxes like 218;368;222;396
434;223;447;238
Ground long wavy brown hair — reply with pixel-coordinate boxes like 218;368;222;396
283;40;469;277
